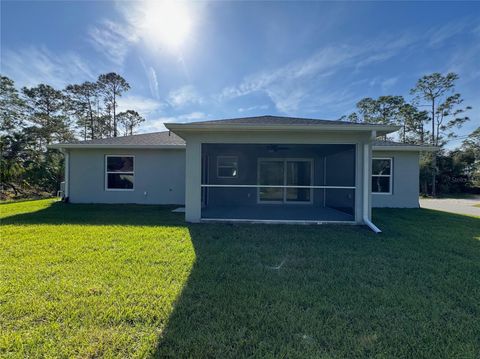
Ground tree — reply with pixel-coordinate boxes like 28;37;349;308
0;75;27;133
411;72;471;196
462;127;480;187
64;81;100;140
22;84;74;148
97;73;130;137
434;93;471;146
398;104;429;144
341;96;405;140
117;110;145;136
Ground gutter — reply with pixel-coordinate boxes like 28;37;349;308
165;123;401;135
373;145;438;152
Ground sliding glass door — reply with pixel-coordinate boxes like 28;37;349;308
258;159;312;203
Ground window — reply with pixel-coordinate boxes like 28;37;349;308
105;155;134;190
372;158;392;194
217;156;238;178
258;159;313;203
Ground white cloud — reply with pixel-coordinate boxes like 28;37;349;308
141;111;208;132
117;95;166;116
88;20;138;65
217;38;412;114
238;104;269;113
1;46;96;88
426;22;467;47
167;85;203;107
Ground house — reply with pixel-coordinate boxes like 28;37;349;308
50;115;436;232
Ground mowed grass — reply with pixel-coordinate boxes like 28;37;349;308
1;200;480;358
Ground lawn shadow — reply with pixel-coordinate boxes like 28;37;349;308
153;210;480;358
1;201;186;227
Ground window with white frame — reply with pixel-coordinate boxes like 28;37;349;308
372;158;392;194
217;156;238;178
105;155;134;190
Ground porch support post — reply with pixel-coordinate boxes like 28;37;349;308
362;142;371;221
363;131;381;233
61;148;70;200
185;140;202;222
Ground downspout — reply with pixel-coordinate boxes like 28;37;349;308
60;148;70;202
363;131;381;233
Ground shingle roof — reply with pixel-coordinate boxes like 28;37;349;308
52;117;408;148
373;140;425;147
189;115;372;126
66;131;185;146
372;140;437;151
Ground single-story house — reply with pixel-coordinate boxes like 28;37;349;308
50;115;436;232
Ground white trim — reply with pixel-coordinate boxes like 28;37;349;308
166;123;400;136
216;156;238;178
105;155;135;191
372;157;393;195
372;145;437;152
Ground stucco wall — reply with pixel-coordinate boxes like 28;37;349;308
371;150;420;208
68;148;185;204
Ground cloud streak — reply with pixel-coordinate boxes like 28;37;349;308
167;85;203;108
1;46;97;88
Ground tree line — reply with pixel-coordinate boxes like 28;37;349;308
1;73;145;199
340;72;478;196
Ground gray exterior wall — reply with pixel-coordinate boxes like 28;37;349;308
371;150;420;208
65;145;420;210
68;148;185;204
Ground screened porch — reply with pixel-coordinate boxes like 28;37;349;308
201;144;356;222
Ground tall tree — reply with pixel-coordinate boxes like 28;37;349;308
97;73;130;137
398;104;429;144
64;81;100;140
0;75;27;133
410;72;470;195
22;84;74;148
117;110;145;136
462;127;480;187
342;96;405;140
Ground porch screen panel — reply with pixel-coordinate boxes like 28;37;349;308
286;160;311;202
258;160;284;202
201;143;356;222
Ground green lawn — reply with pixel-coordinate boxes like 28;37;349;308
1;200;479;358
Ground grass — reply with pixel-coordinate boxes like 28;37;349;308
1;200;479;358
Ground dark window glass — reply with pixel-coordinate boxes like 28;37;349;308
259;187;284;201
107;174;134;189
107;156;134;172
218;167;237;177
286;161;311;186
286;188;311;202
372;176;390;193
217;157;238;178
259;161;284;185
372;159;391;176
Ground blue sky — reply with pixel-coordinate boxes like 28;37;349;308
1;1;479;147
